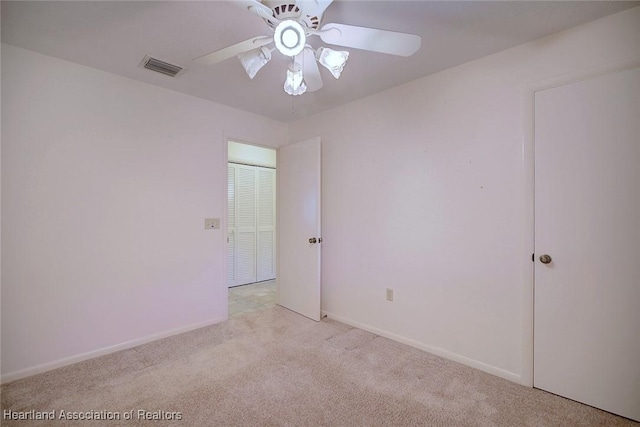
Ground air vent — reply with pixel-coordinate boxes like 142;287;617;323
139;55;185;77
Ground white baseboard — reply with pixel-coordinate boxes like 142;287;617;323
1;316;226;384
4;312;523;386
322;310;522;385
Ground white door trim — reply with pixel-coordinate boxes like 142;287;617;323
520;54;640;387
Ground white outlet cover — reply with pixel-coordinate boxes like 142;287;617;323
386;288;394;301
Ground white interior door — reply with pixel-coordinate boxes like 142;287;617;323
534;67;640;421
257;167;276;282
227;165;237;285
277;137;321;321
236;165;257;285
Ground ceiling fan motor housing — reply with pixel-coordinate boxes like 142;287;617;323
262;1;321;29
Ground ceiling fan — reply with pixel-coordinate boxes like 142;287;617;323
194;0;422;95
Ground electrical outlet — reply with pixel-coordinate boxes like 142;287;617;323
386;288;394;302
204;218;220;229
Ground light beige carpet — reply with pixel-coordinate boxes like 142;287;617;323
1;307;637;426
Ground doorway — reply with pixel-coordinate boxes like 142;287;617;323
227;140;277;318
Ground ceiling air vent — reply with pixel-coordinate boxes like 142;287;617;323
139;55;185;77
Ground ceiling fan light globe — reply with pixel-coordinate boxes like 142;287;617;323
282;29;298;48
317;47;349;79
274;20;306;57
238;46;272;79
284;67;307;96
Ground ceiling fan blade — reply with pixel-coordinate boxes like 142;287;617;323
231;0;274;20
314;0;333;16
194;36;273;65
319;23;421;57
295;49;323;92
296;0;333;17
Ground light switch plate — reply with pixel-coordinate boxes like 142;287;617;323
205;218;220;229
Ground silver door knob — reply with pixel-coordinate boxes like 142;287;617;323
540;254;552;264
309;237;317;244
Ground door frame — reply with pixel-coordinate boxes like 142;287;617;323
521;54;640;387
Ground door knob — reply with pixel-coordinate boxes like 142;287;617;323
309;237;317;244
540;254;552;264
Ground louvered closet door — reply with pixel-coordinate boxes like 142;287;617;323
227;165;236;286
257;167;276;281
236;166;257;285
228;163;276;287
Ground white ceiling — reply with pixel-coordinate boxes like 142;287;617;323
2;1;638;122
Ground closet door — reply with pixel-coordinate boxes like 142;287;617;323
534;67;640;421
236;165;257;285
257;167;276;281
228;163;276;287
227;165;236;286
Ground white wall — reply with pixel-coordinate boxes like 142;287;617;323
1;44;287;381
289;7;640;383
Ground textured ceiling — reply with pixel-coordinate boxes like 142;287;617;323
2;1;638;122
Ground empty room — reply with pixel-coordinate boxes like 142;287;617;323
1;1;639;425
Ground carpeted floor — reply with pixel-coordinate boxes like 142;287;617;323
1;307;637;426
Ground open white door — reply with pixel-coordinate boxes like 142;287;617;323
277;137;321;321
534;67;640;421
